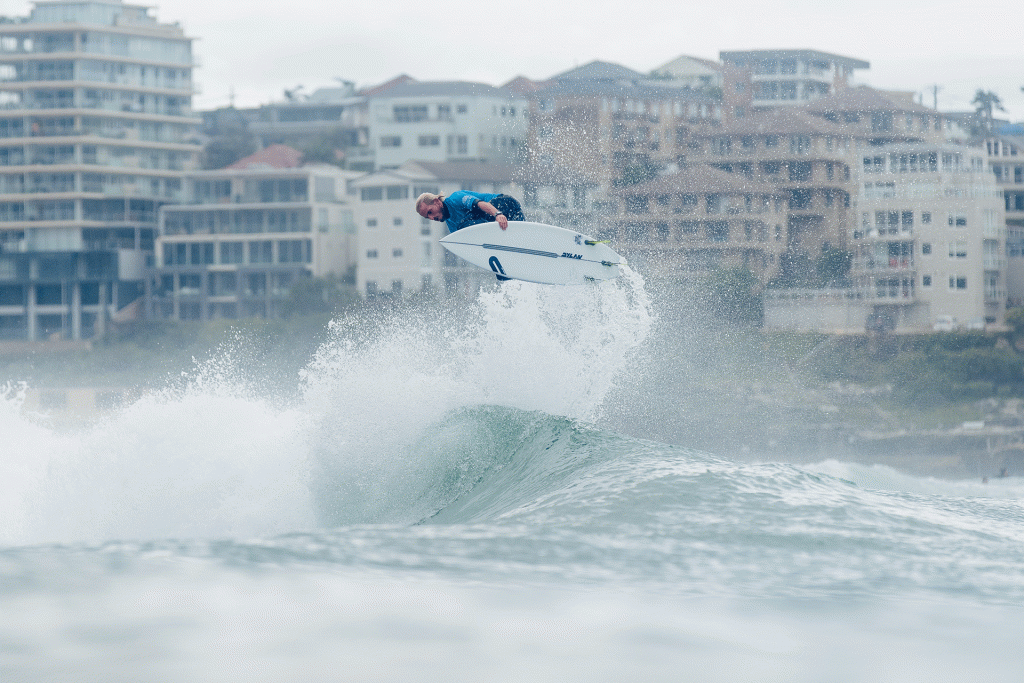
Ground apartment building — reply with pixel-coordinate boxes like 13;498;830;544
350;160;523;298
720;49;869;119
611;164;789;281
804;85;949;146
688;107;856;268
849;142;1006;329
0;0;200;341
980;134;1024;306
148;145;358;321
368;81;529;170
522;60;721;234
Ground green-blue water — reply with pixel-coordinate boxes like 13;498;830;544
3;270;1024;682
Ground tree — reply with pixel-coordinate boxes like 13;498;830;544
816;246;852;287
202;107;257;170
614;158;661;187
971;89;1005;134
280;273;359;318
699;267;763;326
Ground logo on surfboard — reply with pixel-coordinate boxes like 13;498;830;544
561;252;583;260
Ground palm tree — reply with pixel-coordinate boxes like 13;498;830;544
971;89;1005;134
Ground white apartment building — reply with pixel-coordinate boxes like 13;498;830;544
149;147;358;321
0;0;200;341
350;160;523;298
850;142;1006;329
981;134;1024;307
368;81;528;170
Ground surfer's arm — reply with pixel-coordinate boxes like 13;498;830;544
476;200;508;230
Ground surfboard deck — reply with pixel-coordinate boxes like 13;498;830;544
439;221;622;286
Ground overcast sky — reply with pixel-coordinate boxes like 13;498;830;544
2;0;1022;120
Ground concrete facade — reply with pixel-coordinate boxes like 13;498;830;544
850;142;1006;330
368;81;529;170
149;148;358;321
0;0;200;340
981;134;1024;307
611;164;789;281
688;107;857;266
720;49;869;119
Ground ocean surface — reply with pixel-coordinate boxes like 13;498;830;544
3;268;1024;682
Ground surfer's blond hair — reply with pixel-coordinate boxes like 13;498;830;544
415;192;442;213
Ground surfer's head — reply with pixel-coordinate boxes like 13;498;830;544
415;193;445;221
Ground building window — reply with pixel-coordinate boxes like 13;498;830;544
386;185;408;200
380;136;401;148
361;187;383;201
922;243;932;255
393;217;402;226
366;218;377;227
220;242;243;264
949;275;967;290
366;249;378;258
278;239;309;263
392;248;403;258
249;240;272;264
922;274;932;287
922;212;931;224
418;135;440;146
393;105;428;122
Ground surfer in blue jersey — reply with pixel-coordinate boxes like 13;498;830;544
415;191;524;232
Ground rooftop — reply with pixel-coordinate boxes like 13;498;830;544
720;49;869;70
697;107;853;137
804;86;936;116
372;81;512;99
548;60;646;82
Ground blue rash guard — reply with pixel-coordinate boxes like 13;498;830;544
442;191;500;233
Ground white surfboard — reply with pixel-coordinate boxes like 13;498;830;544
439;221;623;286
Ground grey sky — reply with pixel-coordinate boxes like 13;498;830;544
2;0;1021;119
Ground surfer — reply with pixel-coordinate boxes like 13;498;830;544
415;191;524;232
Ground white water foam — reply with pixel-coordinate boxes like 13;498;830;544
805;459;1024;501
0;270;654;544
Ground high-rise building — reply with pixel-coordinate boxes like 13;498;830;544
0;0;200;341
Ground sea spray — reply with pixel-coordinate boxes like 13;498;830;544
0;370;314;546
300;268;654;525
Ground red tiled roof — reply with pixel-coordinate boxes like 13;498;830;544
226;144;303;170
357;74;416;97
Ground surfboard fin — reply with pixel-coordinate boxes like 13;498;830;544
585;239;610;245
